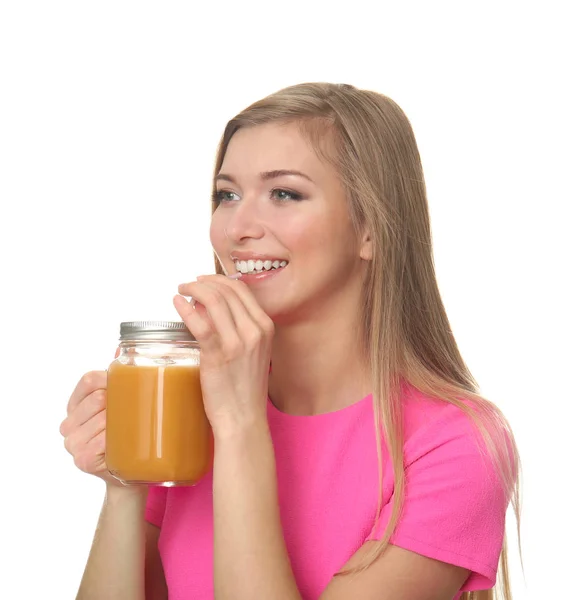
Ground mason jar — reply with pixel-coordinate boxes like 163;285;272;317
106;321;212;486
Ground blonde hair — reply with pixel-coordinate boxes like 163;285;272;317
210;82;522;600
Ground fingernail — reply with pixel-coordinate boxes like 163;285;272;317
227;273;242;279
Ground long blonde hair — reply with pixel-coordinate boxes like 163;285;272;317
210;82;522;600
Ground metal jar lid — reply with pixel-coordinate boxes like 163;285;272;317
119;321;196;342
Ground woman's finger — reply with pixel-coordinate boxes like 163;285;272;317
194;275;274;334
60;389;106;437
194;278;264;339
74;430;106;474
174;284;237;350
86;429;106;460
66;370;107;415
63;410;107;456
173;295;212;341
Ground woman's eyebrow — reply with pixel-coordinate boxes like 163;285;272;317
215;173;236;184
215;170;314;184
260;169;314;183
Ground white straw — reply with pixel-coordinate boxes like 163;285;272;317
212;247;229;276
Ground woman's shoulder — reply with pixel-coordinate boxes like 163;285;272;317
401;380;511;439
400;382;517;489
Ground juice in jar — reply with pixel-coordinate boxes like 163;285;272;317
106;359;212;486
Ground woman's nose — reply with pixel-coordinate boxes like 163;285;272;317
224;199;265;242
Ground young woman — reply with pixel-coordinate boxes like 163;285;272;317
60;82;520;600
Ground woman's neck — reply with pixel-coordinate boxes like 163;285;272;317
268;313;371;416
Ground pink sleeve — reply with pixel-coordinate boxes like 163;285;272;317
145;486;168;528
368;404;511;592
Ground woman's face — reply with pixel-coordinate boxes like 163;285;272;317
211;121;370;324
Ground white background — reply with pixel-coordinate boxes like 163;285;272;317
1;1;566;598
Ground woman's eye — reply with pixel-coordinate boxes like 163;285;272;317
215;190;240;203
271;188;303;202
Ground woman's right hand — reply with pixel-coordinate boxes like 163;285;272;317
59;370;120;487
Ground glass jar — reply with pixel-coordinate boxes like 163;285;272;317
106;321;212;486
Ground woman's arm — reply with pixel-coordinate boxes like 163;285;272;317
212;419;302;600
321;543;470;600
76;485;167;600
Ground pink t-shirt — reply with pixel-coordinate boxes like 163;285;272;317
145;383;511;600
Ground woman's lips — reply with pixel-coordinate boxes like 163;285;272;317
236;265;287;284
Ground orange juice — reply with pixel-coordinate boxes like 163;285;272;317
106;361;212;485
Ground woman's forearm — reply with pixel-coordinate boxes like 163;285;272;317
212;419;302;600
77;485;147;600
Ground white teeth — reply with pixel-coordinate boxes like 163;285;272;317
233;259;288;274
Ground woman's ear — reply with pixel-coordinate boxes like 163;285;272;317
359;230;372;261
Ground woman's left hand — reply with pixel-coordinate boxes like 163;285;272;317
174;275;274;437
